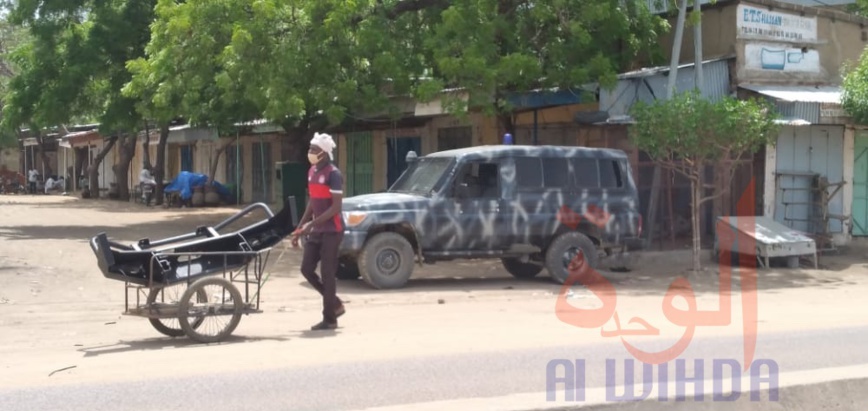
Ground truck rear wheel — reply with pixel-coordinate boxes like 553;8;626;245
501;257;543;279
358;232;415;289
545;232;599;284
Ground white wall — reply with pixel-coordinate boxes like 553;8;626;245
1;147;19;173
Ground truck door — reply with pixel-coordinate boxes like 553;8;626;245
435;159;510;251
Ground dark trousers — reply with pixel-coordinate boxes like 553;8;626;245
300;231;344;323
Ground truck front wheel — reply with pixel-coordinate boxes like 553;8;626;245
544;232;599;284
358;232;415;289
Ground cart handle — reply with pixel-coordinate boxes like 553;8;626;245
143;202;275;248
214;202;275;231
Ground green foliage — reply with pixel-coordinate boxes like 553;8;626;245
419;0;670;117
6;0;673;141
846;0;868;17
630;90;778;272
0;11;30;147
841;47;868;125
629;91;779;170
124;0;263;133
2;0;156;135
125;0;433;133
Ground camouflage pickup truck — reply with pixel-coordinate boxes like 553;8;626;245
336;145;644;289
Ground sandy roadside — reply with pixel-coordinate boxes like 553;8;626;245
1;195;867;390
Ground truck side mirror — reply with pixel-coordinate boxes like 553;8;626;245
405;151;417;164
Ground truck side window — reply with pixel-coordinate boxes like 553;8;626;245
571;158;599;188
453;161;500;198
514;157;543;189
543;158;569;188
599;159;623;188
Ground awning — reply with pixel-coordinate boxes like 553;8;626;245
61;130;102;146
167;125;218;143
739;84;841;104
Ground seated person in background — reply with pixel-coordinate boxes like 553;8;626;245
44;176;64;194
139;166;156;188
139;166;157;205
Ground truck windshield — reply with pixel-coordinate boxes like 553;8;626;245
388;157;454;195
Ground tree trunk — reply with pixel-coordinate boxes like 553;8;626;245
65;166;73;191
142;124;152;170
497;111;515;142
666;169;675;243
87;137;118;199
35;134;53;177
112;134;137;200
690;174;702;272
281;118;316;164
153;123;170;205
208;139;233;183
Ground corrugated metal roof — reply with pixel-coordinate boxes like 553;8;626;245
617;56;733;79
647;0;855;15
739;84;841;104
598;58;733;117
773;0;855;5
62;130;98;139
646;0;714;14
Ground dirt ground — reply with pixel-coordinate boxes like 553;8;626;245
2;194;868;390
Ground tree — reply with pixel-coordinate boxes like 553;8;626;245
0;7;31;148
123;0;285;203
841;47;868;125
126;0;430;166
3;0;156;199
1;2;98;179
629;91;780;272
415;0;670;135
130;1;668;171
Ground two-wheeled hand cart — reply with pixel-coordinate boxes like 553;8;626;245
89;196;299;343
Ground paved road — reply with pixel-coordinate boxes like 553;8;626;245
2;325;866;411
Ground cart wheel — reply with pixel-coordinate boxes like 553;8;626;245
146;284;207;338
178;277;243;344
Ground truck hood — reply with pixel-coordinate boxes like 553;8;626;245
342;192;430;211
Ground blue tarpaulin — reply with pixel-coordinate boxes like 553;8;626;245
164;171;231;201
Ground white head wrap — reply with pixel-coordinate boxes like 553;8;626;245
310;132;336;160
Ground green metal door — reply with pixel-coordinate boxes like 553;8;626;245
346;131;374;196
279;161;309;220
853;133;868;236
252;141;273;203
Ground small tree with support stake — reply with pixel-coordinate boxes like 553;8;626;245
628;90;780;272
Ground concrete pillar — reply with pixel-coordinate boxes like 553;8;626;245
838;126;856;246
763;140;778;218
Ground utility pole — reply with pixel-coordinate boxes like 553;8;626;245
645;0;690;249
667;0;689;99
694;0;704;91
